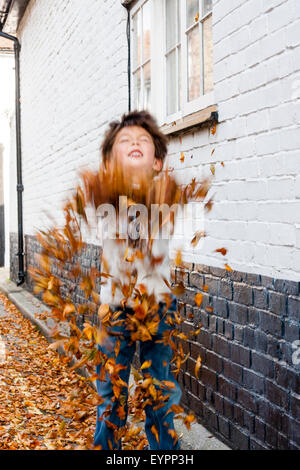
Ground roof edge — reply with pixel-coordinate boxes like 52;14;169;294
2;0;30;34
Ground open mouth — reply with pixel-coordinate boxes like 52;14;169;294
128;150;143;158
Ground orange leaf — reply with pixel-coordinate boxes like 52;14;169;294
195;293;203;307
171;281;185;296
190;326;201;336
210;124;217;135
175;249;182;266
123;246;129;260
162;380;176;389
151;425;159;443
134;304;147;320
116;405;126;420
168;428;179;445
140;360;152;370
184;414;196;430
225;263;233;271
190;231;206;247
216;247;227;256
180;152;185;162
195;355;202;378
205;197;213;212
107;439;113;450
98;303;110;320
114;338;121;358
137;283;147;295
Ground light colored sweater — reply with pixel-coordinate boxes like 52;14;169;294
97;212;173;308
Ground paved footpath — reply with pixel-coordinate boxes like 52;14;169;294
0;291;100;450
0;267;230;451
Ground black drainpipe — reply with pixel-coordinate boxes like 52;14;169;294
0;29;25;285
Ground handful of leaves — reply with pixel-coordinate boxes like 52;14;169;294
28;163;213;449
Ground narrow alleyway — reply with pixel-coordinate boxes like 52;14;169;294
0;292;110;450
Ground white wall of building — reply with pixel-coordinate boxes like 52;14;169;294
15;0;300;281
15;0;128;236
167;0;300;282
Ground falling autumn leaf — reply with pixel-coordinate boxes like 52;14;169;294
167;428;179;445
210;124;217;135
195;293;203;307
204;197;213;212
190;327;201;336
195;12;199;22
195;355;202;378
175;249;182;267
184;414;196;430
151;425;159;443
225;263;233;271
180;152;185;162
140;360;152;370
215;247;227;256
190;230;206;247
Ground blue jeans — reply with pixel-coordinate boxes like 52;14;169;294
93;295;182;450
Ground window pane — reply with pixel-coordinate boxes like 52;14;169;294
133;10;141;68
143;61;151;110
186;0;199;29
187;25;201;101
178;46;182;110
143;1;151;62
177;0;181;42
166;0;176;50
203;0;212;16
134;69;142;110
166;50;176;115
203;14;213;94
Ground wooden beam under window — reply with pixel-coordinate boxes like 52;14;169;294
160;105;218;136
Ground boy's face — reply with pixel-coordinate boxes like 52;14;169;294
110;125;162;179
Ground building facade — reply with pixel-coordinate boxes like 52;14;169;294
3;0;300;450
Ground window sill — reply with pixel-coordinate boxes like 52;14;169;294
160;105;218;137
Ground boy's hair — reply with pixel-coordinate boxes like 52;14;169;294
101;110;168;167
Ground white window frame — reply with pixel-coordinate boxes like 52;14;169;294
130;0;154;113
130;0;215;127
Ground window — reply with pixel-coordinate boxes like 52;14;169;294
132;0;152;111
130;0;214;127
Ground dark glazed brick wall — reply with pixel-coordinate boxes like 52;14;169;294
173;261;300;450
11;233;103;328
10;233;300;449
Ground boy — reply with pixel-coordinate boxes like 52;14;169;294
93;110;182;450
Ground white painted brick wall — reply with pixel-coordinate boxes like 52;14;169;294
169;0;300;281
10;0;128;236
10;0;300;282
